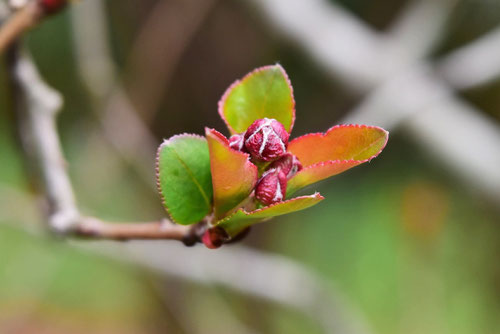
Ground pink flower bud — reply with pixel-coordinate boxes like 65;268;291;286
269;153;303;179
229;133;246;152
202;227;229;249
244;118;289;161
255;168;287;205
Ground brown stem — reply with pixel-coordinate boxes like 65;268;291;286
0;1;44;54
74;218;205;245
5;32;206;245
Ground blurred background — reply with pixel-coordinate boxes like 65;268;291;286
0;0;499;333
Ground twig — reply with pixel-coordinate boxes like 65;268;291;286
6;46;205;243
0;1;44;53
0;189;374;334
72;218;200;242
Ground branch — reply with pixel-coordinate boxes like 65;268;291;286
0;184;374;334
387;0;457;61
0;1;45;53
72;218;201;243
437;26;500;90
6;46;205;243
245;0;389;91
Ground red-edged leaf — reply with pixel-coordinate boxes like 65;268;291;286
287;161;362;195
206;128;258;219
216;193;324;236
287;124;388;195
288;124;388;166
218;64;296;135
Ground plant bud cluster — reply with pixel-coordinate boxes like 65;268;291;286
229;118;302;205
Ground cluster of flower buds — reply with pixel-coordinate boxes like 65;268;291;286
229;118;302;205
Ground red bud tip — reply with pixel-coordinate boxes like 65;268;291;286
201;227;229;249
255;168;287;205
244;118;289;161
269;153;303;179
229;133;246;152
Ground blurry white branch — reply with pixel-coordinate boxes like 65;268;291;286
70;0;158;188
0;183;373;334
246;0;388;91
249;0;500;202
387;0;457;62
438;26;500;89
11;50;79;231
344;65;500;199
7;47;202;242
104;241;374;334
70;0;115;99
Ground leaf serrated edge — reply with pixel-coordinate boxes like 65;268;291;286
206;128;259;217
215;192;324;225
289;124;388;147
289;124;389;165
155;133;210;225
217;64;296;134
205;127;257;167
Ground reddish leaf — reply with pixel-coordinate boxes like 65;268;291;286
206;128;258;219
287;125;388;195
287;160;362;195
288;124;388;166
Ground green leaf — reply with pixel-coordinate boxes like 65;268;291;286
287;124;388;195
216;193;324;237
218;64;295;135
206;128;258;219
156;134;213;224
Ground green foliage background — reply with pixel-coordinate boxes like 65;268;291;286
0;0;499;333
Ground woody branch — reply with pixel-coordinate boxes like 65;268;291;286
6;45;205;244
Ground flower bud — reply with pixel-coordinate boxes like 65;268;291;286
255;168;287;205
38;0;67;14
269;153;303;179
244;118;289;161
229;133;246;152
201;226;229;249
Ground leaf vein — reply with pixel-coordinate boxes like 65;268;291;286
169;146;211;210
